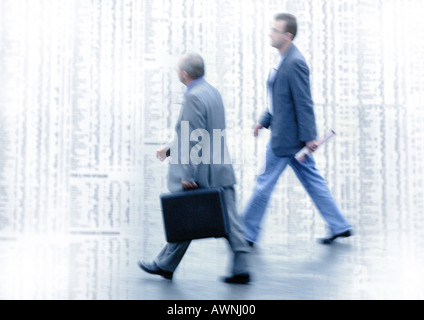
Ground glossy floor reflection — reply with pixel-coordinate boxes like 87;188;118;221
1;226;424;300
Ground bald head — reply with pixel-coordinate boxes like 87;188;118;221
178;53;205;80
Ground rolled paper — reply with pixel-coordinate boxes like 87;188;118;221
295;130;336;162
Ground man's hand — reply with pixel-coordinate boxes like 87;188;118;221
181;180;199;190
306;140;319;153
156;146;169;162
253;123;263;137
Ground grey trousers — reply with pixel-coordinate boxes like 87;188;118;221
154;186;250;275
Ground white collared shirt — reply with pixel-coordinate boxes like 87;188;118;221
267;55;285;115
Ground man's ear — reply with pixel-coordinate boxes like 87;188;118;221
182;70;189;80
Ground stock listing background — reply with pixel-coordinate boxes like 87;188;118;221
1;0;424;299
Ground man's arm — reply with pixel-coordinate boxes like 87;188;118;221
179;94;206;183
258;110;273;129
156;145;170;161
289;59;317;143
252;109;272;137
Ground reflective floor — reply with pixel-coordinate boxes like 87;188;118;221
1;225;424;300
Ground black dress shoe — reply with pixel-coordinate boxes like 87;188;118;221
223;273;250;285
320;229;353;245
137;260;173;280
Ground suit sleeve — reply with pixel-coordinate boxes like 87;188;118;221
289;59;317;142
179;94;207;182
258;110;272;129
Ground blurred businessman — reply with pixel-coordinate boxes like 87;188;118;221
243;13;353;246
138;53;250;284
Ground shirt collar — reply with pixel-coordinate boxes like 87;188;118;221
185;77;204;95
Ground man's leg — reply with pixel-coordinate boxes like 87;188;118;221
222;186;250;275
154;241;191;272
138;241;191;279
242;143;289;243
289;155;352;236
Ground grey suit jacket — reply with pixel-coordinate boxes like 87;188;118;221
259;44;317;156
167;78;236;193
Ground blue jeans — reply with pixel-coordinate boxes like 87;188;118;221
242;143;352;242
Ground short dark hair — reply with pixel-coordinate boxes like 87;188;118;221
180;53;205;79
275;13;297;40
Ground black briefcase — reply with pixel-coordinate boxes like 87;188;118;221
160;188;230;243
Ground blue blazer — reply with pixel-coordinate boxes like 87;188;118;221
259;44;317;156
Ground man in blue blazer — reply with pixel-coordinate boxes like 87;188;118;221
243;13;353;246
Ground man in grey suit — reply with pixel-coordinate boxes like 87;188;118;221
138;53;250;284
243;13;353;246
